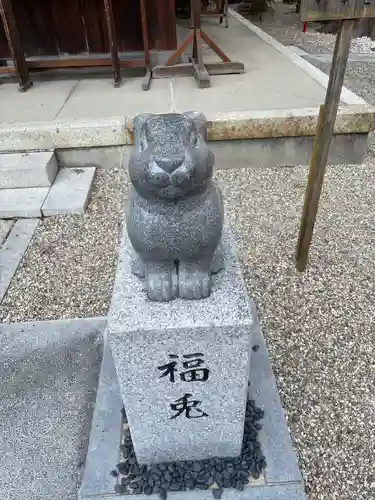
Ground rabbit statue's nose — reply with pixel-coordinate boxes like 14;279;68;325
154;156;184;174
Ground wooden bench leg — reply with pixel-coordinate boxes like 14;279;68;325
0;0;32;91
104;0;121;87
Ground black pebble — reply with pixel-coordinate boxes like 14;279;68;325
257;409;265;419
131;465;141;475
115;484;127;494
159;489;167;500
236;481;245;491
110;470;118;477
252;344;260;352
121;407;128;422
196;483;209;490
216;477;223;488
186;479;195;489
169;483;181;491
198;472;209;481
212;488;223;499
115;398;267;496
117;463;129;475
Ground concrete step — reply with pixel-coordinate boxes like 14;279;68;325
42;167;96;216
0;151;58;189
0;187;49;219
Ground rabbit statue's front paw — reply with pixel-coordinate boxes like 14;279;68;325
145;261;178;302
178;261;212;300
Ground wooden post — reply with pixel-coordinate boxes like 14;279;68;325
140;0;152;91
103;0;121;87
0;0;32;92
296;19;355;271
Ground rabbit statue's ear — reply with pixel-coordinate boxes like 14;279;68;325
132;113;155;145
182;111;208;141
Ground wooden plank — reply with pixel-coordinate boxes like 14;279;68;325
81;0;109;53
205;61;244;74
103;0;121;86
301;0;375;21
0;0;32;91
146;0;176;50
193;61;210;88
296;19;355;272
153;62;194;78
140;0;151;91
223;0;229;27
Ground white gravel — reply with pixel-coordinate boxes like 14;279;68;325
251;3;375;54
350;36;375;53
1;154;375;500
0;166;128;322
215;152;375;500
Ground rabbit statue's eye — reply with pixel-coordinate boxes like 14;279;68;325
190;131;198;148
140;137;147;152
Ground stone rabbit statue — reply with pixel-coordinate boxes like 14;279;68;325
126;112;224;302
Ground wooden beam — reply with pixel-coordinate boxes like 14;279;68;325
296;19;355;272
0;0;32;91
153;61;244;78
140;0;152;91
103;0;121;87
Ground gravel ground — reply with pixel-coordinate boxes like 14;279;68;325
2;156;374;500
0;166;128;322
250;3;337;53
215;153;375;500
313;60;375;105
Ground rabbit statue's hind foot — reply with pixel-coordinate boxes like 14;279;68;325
131;245;224;302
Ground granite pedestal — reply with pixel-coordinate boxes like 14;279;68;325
107;222;254;464
80;311;306;500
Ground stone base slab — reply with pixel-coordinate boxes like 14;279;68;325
80;311;306;499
